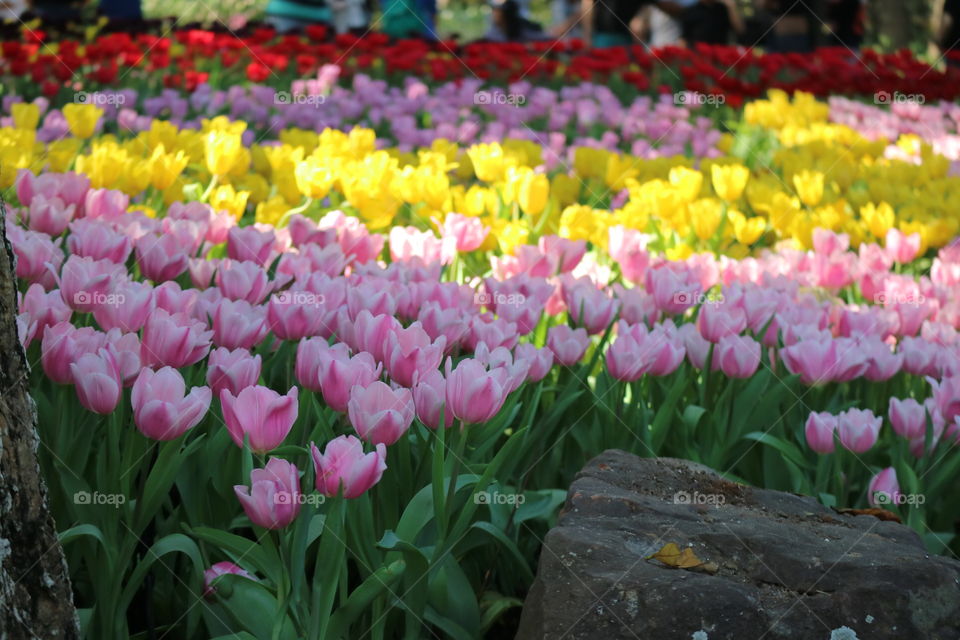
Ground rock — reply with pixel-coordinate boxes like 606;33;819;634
515;450;960;640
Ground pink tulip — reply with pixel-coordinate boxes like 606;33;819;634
930;375;960;424
642;326;687;376
678;322;711;369
266;291;328;341
188;257;219;289
546;325;590;366
412;369;453;429
19;283;72;333
697;301;747;342
204;562;256;597
538;236;585;273
347;381;415;446
295;338;347;391
445;358;509;424
41;322;106;384
136;234;189;283
311;435;387;498
418;302;469;351
17;313;37;348
319;350;382;412
92;279;154;333
812;228;849;256
140;308;212;369
466;315;518;351
288;213;337;248
215;259;271;304
897;336;940;377
473;343;530;393
805;411;837;454
153;281;199;317
8;226;63;289
351;310;400;363
781;338;868;386
17;169;90;209
210;298;268;350
562;278;619;334
347;279;398;321
440;213;488;252
109;329;143;387
70;347;122;414
868;467;901;507
606;334;646;382
83;186;127;219
515;342;554;382
888;397;926;440
207;347;262;397
24;194;75;236
607;225;651;284
221;385;299;453
646;265;702;315
716;334;761;378
227;225;276;267
389;226;455;265
58;255;124;313
837;408;882;453
384;323;446;387
132;367;211;440
885;228;921;264
233;458;301;529
862;337;903;382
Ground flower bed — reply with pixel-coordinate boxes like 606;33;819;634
4;28;960;640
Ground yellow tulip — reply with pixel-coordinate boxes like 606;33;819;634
149;145;189;191
12;103;40;130
294;155;336;200
467;143;508;183
792;170;825;207
518;172;549;217
668;166;703;203
62;103;104;139
710;164;750;202
209;184;250;220
205;131;244;177
860;202;895;239
689;198;724;241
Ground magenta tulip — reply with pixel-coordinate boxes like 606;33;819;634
546;325;590;367
140;308;212;369
207;347;262;397
347;381;415;446
70;347;122;414
233;458;301;529
868;467;901;507
221;385;299;453
311;435;387;498
888;397;926;440
805;411;838;454
132;367;211;440
837;408;882;453
445;358;509;424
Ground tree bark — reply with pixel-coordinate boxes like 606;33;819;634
0;199;79;639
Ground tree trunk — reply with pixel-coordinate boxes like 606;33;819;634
0;199;80;639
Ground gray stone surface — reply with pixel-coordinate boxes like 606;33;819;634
515;450;960;640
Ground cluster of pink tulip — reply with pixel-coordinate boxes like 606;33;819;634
10;165;960;522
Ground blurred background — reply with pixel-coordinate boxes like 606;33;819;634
4;0;959;59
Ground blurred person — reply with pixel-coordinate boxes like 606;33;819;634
265;0;332;32
330;0;367;33
0;0;27;20
753;0;815;52
575;0;684;48
485;0;543;41
381;0;437;39
680;0;744;45
636;0;696;47
550;0;582;38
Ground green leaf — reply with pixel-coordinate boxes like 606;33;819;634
213;574;297;640
650;371;689;451
191;527;283;588
118;534;205;617
744;431;808;470
135;437;204;533
326;560;405;638
466;521;534;583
